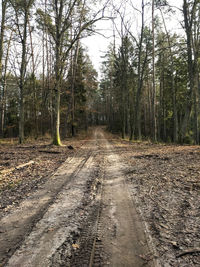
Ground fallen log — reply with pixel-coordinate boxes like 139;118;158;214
0;160;35;175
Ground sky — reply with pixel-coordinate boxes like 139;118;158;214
82;0;183;77
0;0;184;78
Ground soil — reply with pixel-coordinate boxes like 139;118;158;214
0;138;84;218
118;141;200;267
0;128;200;266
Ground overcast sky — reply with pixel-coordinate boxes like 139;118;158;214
82;0;183;76
0;0;184;77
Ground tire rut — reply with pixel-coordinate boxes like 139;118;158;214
1;129;155;266
69;129;155;267
1;149;93;266
69;167;105;267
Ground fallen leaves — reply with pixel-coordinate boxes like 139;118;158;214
47;228;55;232
0;140;77;217
72;243;80;249
121;142;200;266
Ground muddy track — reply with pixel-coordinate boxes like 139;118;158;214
1;129;154;266
0;146;94;266
69;131;155;267
69;166;105;267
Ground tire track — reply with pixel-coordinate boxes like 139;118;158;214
70;128;155;267
1;129;156;266
1;146;93;266
69;164;105;267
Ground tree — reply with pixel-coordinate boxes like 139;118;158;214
159;8;178;142
37;0;108;145
0;0;9;136
130;0;149;140
114;36;133;138
152;0;157;141
10;0;35;144
181;0;199;143
0;0;8;88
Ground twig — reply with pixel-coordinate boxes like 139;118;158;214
39;150;61;154
149;186;155;202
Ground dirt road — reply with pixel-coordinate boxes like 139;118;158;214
0;128;155;266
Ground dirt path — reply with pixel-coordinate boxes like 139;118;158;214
1;128;154;266
93;130;154;266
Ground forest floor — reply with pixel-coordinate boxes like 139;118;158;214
0;127;200;266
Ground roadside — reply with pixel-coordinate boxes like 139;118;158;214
0;135;90;218
114;139;200;266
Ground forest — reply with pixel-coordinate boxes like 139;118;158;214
0;0;200;145
1;1;200;266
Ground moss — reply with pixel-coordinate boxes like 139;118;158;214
53;132;62;146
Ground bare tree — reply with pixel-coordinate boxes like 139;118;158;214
10;0;35;143
159;8;178;142
37;0;110;145
152;0;157;141
0;0;9;136
181;0;199;143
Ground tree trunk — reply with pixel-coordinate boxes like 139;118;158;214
0;0;6;82
152;0;157;142
194;72;199;144
19;9;29;144
53;45;62;146
129;87;134;140
0;1;7;137
122;100;125;139
29;21;38;138
180;0;198;142
53;85;61;145
71;41;80;137
160;9;178;142
134;0;145;140
1;30;12;137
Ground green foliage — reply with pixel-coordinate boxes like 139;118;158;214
36;9;56;37
183;132;194;145
10;0;35;14
61;45;98;135
155;0;168;7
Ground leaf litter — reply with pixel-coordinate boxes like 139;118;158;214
0;139;84;218
116;141;200;266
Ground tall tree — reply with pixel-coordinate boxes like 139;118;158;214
37;0;108;145
10;0;34;143
152;0;157;141
0;0;9;136
0;0;7;85
181;0;199;143
159;8;178;142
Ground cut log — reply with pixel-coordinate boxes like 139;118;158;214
0;160;35;175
